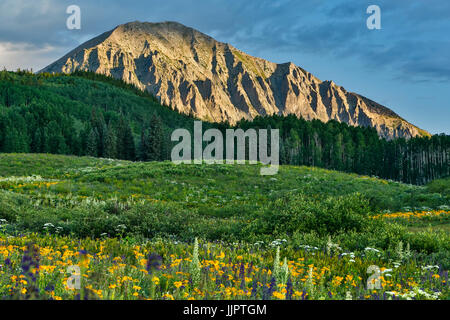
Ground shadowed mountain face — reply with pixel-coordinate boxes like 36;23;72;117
41;21;428;139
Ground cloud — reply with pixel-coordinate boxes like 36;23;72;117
0;42;65;71
0;0;447;133
0;0;448;82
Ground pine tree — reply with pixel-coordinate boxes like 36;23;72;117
117;117;136;161
86;129;98;157
148;114;164;161
104;123;118;159
90;108;106;157
138;126;151;161
3;128;19;153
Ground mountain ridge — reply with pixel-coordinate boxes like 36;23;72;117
40;21;429;139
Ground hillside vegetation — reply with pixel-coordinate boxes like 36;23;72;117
0;153;448;245
0;153;448;300
0;70;449;184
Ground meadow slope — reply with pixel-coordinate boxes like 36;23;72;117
0;153;448;300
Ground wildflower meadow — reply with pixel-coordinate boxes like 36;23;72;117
0;154;448;300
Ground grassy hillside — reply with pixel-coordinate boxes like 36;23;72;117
0;153;447;212
0;153;448;300
0;153;448;240
0;70;194;132
0;70;204;161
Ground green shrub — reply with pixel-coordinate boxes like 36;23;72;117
248;192;372;237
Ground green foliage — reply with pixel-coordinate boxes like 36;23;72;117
238;115;449;185
0;153;448;301
427;177;450;197
249;192;372;237
0;71;448;185
0;154;447;257
0;71;197;161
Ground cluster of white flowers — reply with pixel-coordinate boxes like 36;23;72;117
298;244;319;251
30;193;148;210
115;224;127;232
341;252;356;262
364;247;382;258
326;236;342;255
73;167;98;173
395;241;412;261
32;193;106;208
270;239;287;247
381;268;393;277
0;175;57;183
421;265;440;271
364;247;381;253
65;160;125;174
387;287;441;300
43;223;55;229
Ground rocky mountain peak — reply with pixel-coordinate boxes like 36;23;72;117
40;21;429;139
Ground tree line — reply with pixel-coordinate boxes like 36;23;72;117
237;115;449;185
0;70;448;184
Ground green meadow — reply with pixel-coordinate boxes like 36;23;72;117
0;153;448;300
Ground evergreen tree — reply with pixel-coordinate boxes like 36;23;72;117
123;124;136;161
148;114;164;161
116;116;136;161
138;126;151;161
86;129;98;157
104;123;118;159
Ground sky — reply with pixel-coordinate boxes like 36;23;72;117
0;0;448;134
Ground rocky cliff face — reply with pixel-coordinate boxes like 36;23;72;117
41;21;428;139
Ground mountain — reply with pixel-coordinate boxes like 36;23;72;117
40;21;429;139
